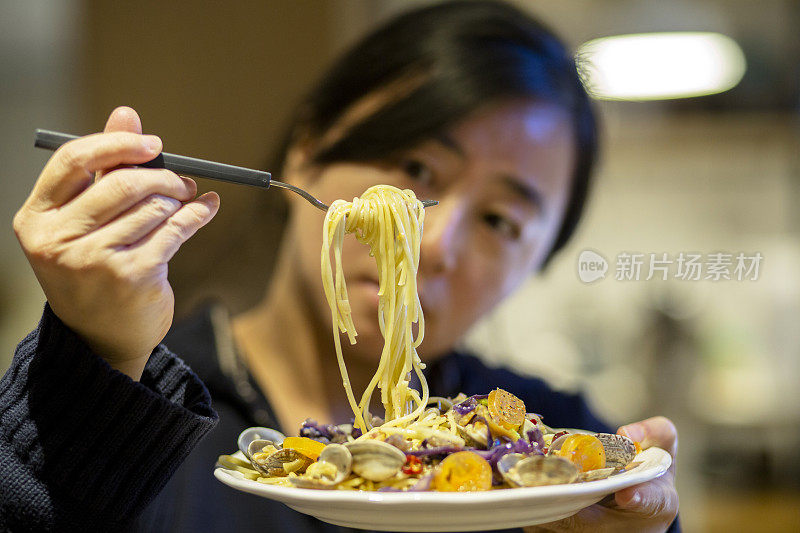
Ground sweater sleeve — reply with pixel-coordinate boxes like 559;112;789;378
0;304;219;531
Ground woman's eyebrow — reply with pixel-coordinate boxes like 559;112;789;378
501;175;543;210
434;133;465;158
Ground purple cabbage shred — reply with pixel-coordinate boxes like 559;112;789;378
526;427;545;449
473;437;544;483
406;445;465;458
299;419;350;444
452;394;489;416
452;397;477;416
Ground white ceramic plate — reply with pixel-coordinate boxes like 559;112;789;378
214;447;671;531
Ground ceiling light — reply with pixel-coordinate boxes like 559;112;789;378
578;32;747;101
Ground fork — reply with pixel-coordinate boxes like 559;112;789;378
33;129;437;212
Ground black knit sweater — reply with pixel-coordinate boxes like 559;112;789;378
0;305;217;531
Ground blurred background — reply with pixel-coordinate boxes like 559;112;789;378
1;1;798;531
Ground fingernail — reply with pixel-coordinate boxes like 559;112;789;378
628;491;641;506
142;135;162;154
181;177;197;194
200;192;220;210
620;424;645;442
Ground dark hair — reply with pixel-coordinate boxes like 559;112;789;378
277;0;597;268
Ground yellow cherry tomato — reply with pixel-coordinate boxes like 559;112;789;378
281;437;326;460
433;451;493;492
553;434;606;472
487;388;526;430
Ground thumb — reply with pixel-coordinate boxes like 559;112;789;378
97;106;147;182
618;416;677;458
105;106;143;134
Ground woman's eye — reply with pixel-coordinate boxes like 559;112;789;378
401;159;433;187
482;213;521;240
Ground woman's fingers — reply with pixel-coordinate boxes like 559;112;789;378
57;167;197;238
130;192;220;261
612;416;679;524
30;131;162;210
92;194;185;246
614;476;678;516
531;476;679;532
15;106;224;380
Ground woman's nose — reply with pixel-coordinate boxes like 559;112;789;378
419;198;465;276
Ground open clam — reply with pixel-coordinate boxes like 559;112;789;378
247;438;279;459
346;439;407;482
240;428;318;478
498;454;579;487
254;448;314;477
291;444;352;489
245;438;282;477
237;427;286;457
456;419;490;448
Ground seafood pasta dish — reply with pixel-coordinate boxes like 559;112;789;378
219;186;641;491
223;391;641;492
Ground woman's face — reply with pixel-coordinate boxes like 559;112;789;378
286;99;576;361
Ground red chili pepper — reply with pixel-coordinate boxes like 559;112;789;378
402;454;422;475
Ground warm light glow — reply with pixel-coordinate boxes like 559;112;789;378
578;32;747;101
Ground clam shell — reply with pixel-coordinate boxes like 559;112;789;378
545;430;598;456
456;420;489;448
595;433;637;469
498;454;579;487
545;433;571;455
247;439;280;460
346;439;407;482
384;433;411;452
521;418;535;438
237;427;286;457
579;467;616;482
252;448;314;477
291;443;352;489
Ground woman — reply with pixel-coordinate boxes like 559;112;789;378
2;1;678;531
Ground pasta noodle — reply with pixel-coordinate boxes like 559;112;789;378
321;184;429;433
